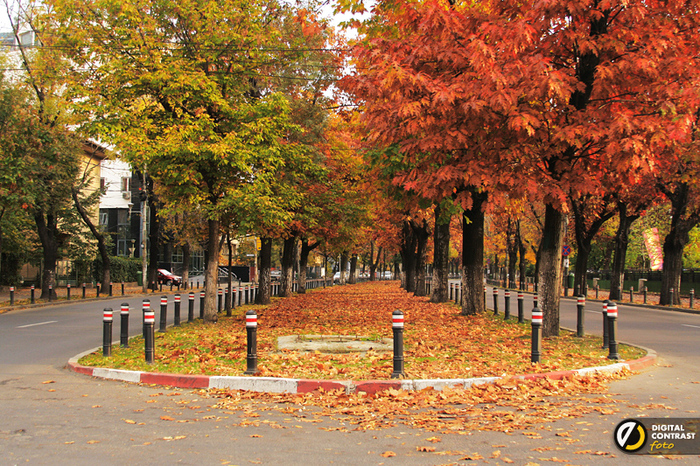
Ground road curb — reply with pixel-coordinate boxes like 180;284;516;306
66;346;658;394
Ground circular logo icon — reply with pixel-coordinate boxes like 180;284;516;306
614;419;647;453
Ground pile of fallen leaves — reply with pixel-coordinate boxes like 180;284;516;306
80;281;644;380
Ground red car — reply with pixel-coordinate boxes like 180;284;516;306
158;269;182;286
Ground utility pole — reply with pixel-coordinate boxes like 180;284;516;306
141;169;148;293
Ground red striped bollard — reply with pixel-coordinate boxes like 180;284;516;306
142;300;155;364
159;296;168;332
31;284;35;304
531;307;542;363
602;300;609;349
232;287;237;309
492;288;499;315
120;303;129;347
188;292;195;322
174;294;181;326
517;291;524;323
67;283;71;301
245;310;259;374
199;291;205;319
391;310;405;378
607;302;619;360
103;308;113;357
9;286;14;306
504;289;510;320
576;295;585;337
533;294;538;311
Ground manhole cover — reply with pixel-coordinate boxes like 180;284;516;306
277;335;393;353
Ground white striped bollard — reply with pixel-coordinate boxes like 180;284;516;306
188;292;195;322
517;291;524;323
143;300;155;364
531;307;542;363
504;289;510;320
103;308;113;357
533;294;538;312
174;294;181;326
159;296;168;332
607;302;619;360
602;300;609;349
391;310;405;378
120;303;129;347
576;295;585;337
245;310;259;374
200;291;205;319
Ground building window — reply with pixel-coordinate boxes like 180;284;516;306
121;177;130;192
100;177;106;192
172;248;184;264
99;212;108;226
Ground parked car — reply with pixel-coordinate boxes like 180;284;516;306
158;269;182;286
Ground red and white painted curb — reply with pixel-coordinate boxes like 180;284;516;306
67;346;657;395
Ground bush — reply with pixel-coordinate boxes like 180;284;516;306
93;256;141;283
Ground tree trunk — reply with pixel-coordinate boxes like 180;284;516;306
431;204;450;303
226;234;233;314
256;237;272;305
299;239;319;293
610;204;639;301
401;220;417;292
339;252;349;284
412;219;429;296
34;212;59;300
538;205;567;337
349;253;358;284
181;242;191;290
507;218;518;289
571;196;616;296
461;191;487;316
369;242;382;281
517;220;528;290
71;186;111;291
148;197;160;291
280;236;296;297
203;218;220;323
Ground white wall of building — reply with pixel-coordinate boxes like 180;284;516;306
100;159;133;209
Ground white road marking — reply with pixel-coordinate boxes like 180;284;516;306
682;324;700;329
17;320;58;329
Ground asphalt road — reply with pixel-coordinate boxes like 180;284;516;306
1;288;699;464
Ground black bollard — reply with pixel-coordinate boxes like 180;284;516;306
454;283;459;305
691;289;695;309
109;282;113;297
200;291;205;319
449;282;453;301
121;282;125;296
391;310;405;378
504;289;510;320
670;287;675;306
67;284;71;301
82;283;86;299
531;307;542;363
159;296;168;332
217;289;223;313
142;300;154;364
245;310;259;374
9;286;14;306
517;291;524;323
174;294;181;326
595;284;599;300
188;292;195;322
643;286;648;304
48;285;53;303
629;286;634;303
226;287;232;316
602;300;609;349
120;303;129;348
96;283;101;298
238;280;243;306
245;285;249;305
607;302;619;360
232;287;237;309
103;308;113;357
576;295;585;337
533;294;538;311
483;285;487;309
